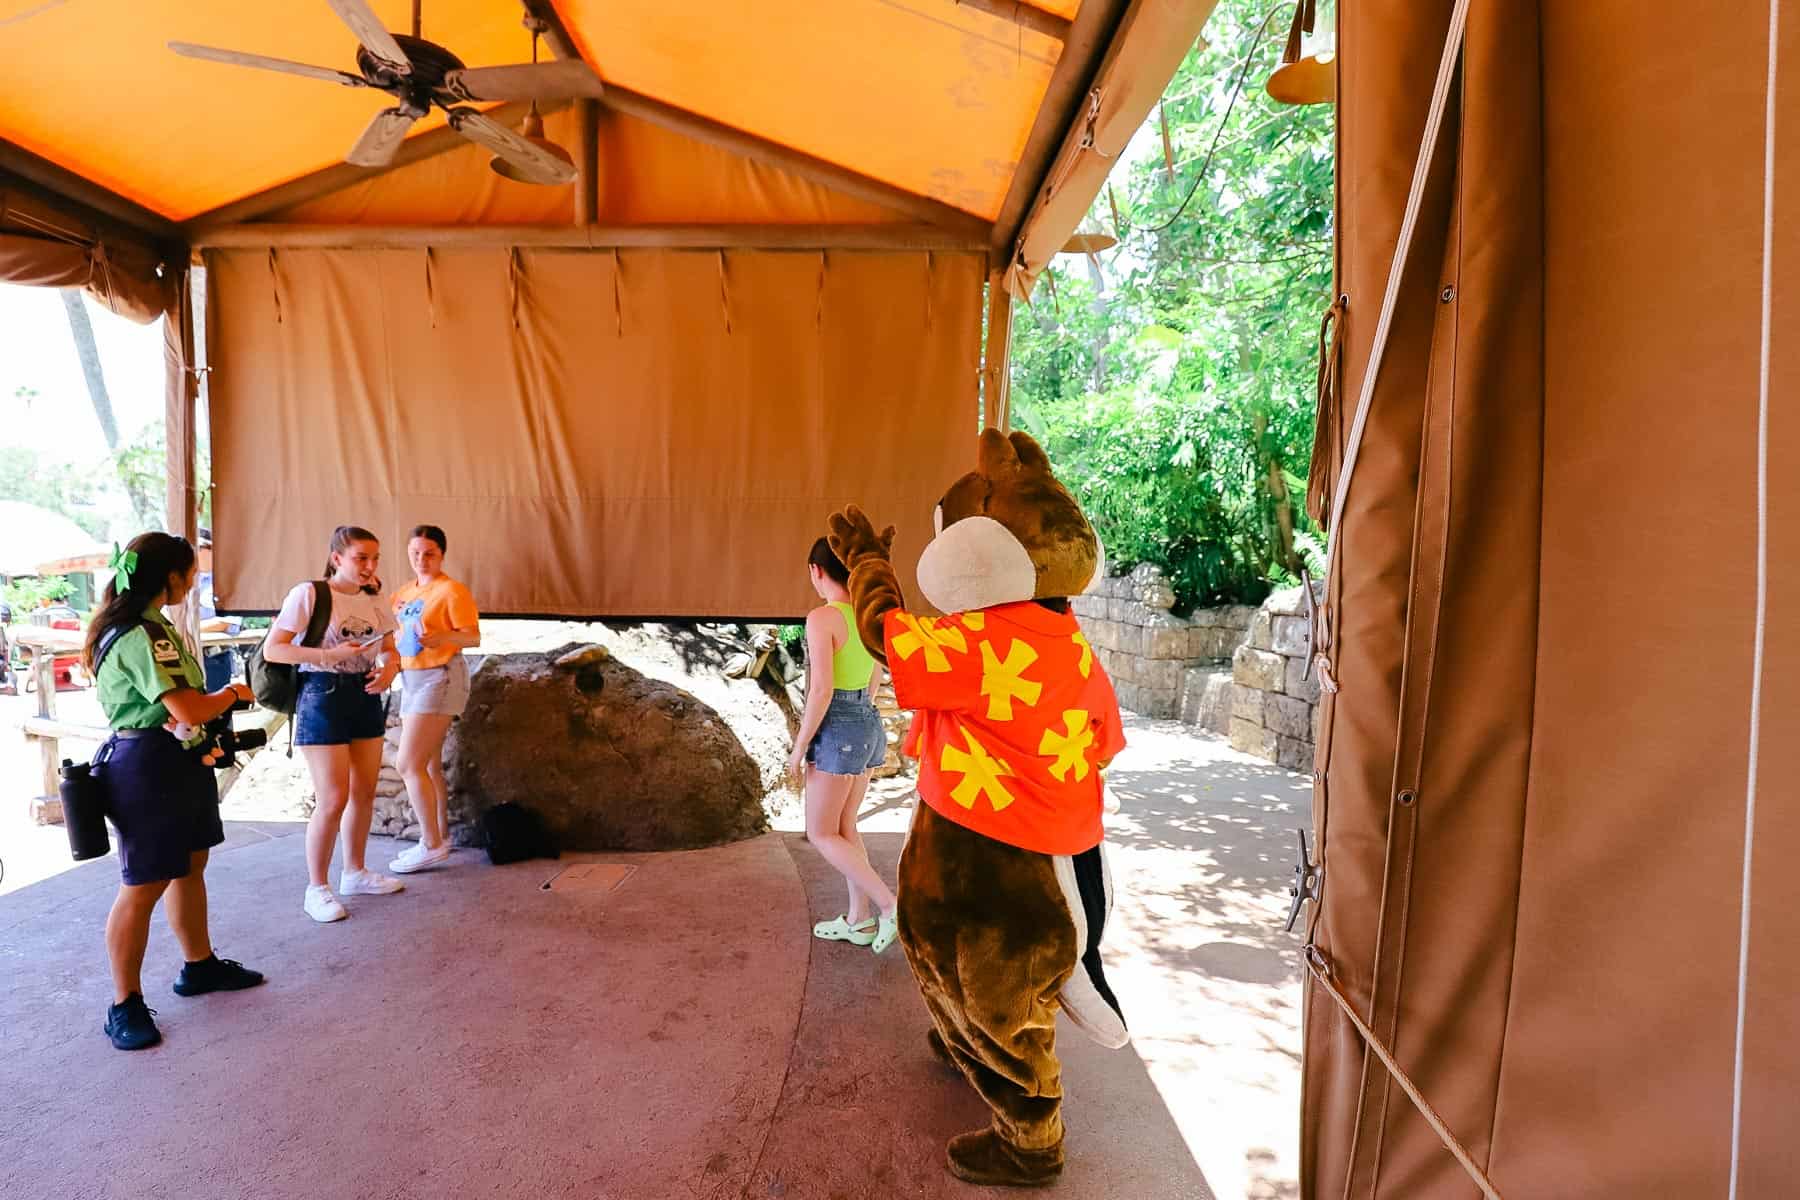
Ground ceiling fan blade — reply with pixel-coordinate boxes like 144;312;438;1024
346;107;420;168
447;108;575;185
443;60;605;103
168;41;368;87
326;0;412;75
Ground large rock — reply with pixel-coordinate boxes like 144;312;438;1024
444;644;768;851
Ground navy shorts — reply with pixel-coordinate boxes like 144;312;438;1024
98;730;223;886
295;673;387;746
806;690;886;775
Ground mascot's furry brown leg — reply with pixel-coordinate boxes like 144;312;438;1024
829;430;1128;1189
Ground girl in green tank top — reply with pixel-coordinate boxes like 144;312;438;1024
786;538;899;954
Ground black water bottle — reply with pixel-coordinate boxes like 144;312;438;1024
59;757;110;862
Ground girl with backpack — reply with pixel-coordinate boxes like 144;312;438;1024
261;526;403;923
385;524;480;875
84;531;265;1051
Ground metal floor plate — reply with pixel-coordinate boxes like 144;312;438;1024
541;862;636;894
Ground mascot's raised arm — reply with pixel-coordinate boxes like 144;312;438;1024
828;428;1126;1189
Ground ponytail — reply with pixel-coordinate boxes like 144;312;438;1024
83;532;196;671
323;524;379;582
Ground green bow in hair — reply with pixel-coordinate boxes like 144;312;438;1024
108;543;137;590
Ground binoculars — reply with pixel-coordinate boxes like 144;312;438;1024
202;698;268;771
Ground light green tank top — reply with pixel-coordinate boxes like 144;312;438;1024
827;601;875;690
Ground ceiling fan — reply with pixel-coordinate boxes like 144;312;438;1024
169;0;603;185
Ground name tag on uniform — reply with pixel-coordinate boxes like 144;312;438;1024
151;637;182;667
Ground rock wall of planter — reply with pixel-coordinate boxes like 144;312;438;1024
1074;565;1323;772
1070;566;1255;720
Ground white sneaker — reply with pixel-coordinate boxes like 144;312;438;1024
339;868;405;896
304;885;348;923
389;841;452;875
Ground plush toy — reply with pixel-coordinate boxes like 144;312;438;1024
829;428;1127;1189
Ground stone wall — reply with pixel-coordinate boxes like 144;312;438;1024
1074;566;1323;773
1071;565;1254;719
1226;584;1323;772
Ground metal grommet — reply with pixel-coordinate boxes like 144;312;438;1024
1440;285;1456;303
1397;789;1416;807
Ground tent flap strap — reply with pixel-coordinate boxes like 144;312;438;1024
1305;947;1503;1199
1318;0;1471;625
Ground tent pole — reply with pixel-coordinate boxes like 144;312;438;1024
983;268;1015;431
163;268;199;544
189;223;988;252
574;100;600;226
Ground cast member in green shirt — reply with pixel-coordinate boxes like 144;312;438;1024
84;532;266;1052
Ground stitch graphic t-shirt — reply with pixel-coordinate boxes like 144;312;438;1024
390;575;479;671
274;582;397;675
884;601;1125;856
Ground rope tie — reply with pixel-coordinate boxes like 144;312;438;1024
507;248;521;330
1305;294;1348;527
267;248;283;325
718;250;732;334
611;249;623;337
1304;948;1503;1198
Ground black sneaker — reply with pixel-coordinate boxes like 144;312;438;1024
173;954;266;997
103;993;161;1051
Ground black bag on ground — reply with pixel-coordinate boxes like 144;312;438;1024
245;580;332;714
479;802;560;865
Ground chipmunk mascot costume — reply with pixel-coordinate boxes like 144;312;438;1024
828;428;1128;1189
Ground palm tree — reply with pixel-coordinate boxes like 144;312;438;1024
58;290;160;528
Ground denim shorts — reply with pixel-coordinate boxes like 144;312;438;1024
98;729;223;886
295;672;388;745
806;689;886;776
401;654;471;717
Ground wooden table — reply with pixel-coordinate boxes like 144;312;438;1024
15;627;272;824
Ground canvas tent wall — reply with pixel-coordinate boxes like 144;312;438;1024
1302;1;1796;1196
0;0;1218;617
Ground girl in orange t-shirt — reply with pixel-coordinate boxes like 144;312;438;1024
387;524;481;875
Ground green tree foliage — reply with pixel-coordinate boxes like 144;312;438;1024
1010;0;1333;610
5;575;72;611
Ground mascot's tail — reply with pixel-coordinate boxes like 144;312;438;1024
1053;844;1129;1048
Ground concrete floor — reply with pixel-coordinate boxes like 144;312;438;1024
0;714;1309;1200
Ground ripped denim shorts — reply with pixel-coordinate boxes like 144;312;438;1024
806;689;887;776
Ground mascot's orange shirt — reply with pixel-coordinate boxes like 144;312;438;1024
885;601;1125;856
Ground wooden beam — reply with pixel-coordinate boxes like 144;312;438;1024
189;222;990;252
574;99;600;226
955;0;1072;41
519;0;990;240
989;0;1132;257
0;151;181;259
164;265;199;542
183;102;563;231
982;267;1015;430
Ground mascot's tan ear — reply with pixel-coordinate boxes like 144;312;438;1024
977;427;1024;477
1009;430;1052;473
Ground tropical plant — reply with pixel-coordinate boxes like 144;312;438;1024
1009;0;1334;611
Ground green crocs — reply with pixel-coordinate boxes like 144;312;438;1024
813;915;878;946
870;910;899;955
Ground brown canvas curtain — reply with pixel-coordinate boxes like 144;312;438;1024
0;186;169;322
0;230;168;324
1304;2;1795;1196
204;245;981;618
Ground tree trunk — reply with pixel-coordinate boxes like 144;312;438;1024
60;290;159;528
